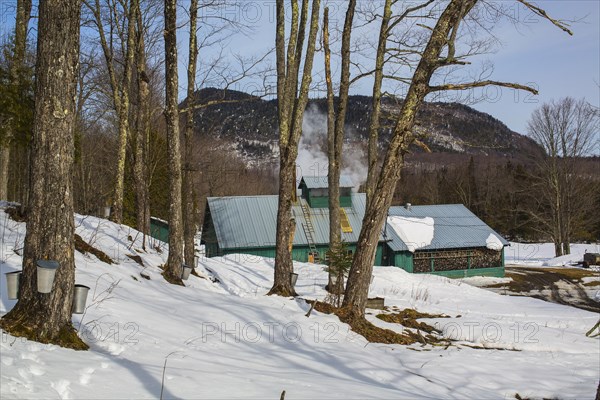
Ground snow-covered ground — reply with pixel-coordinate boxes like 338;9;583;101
505;242;600;267
1;209;599;399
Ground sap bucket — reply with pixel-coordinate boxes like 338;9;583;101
5;271;21;300
36;260;60;293
181;264;193;280
72;284;90;314
290;272;299;287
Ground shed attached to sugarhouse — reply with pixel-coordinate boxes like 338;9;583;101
383;203;508;278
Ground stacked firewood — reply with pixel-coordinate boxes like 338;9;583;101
470;248;502;268
412;247;502;272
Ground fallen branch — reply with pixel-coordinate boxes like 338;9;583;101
305;301;316;317
586;319;600;338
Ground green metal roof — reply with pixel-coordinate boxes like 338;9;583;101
205;193;370;250
299;175;354;189
384;204;509;252
205;195;508;253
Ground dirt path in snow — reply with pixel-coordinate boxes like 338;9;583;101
487;266;600;313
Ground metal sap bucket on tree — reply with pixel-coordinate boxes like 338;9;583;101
36;260;60;293
71;284;90;314
181;264;193;280
290;272;298;287
5;271;22;300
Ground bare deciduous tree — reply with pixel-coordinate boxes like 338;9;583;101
342;0;571;320
132;0;152;246
323;0;356;294
183;0;199;269
0;0;87;349
269;0;321;297
84;0;138;224
162;0;184;283
526;97;599;256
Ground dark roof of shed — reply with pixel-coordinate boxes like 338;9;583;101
299;175;355;189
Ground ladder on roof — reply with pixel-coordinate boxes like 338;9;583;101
300;201;320;263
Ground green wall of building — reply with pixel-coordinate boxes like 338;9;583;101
214;243;384;266
306;193;352;209
394;252;414;272
150;218;169;243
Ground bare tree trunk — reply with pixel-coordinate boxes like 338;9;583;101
343;0;479;318
324;0;356;292
269;0;320;297
87;0;137;224
0;0;86;349
365;0;392;208
133;0;150;241
111;1;137;224
183;0;199;268
323;8;336;290
0;148;9;200
0;0;33;202
162;0;184;283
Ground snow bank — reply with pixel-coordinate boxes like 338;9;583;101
387;216;434;252
1;208;599;399
485;233;504;251
505;242;600;267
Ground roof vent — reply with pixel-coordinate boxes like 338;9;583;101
405;203;412;210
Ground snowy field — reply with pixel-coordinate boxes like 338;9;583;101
1;208;599;399
505;242;600;267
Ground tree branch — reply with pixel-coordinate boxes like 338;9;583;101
429;80;538;95
516;0;573;36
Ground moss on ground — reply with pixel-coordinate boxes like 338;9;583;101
376;308;449;334
0;318;88;351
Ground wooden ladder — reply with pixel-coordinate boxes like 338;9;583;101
300;201;320;263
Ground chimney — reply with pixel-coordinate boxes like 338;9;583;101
405;203;412;210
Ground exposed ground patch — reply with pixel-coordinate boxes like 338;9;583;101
485;266;599;312
74;234;114;265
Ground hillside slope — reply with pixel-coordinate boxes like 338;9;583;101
186;88;541;165
1;206;598;399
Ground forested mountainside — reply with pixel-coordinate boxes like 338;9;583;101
184;88;541;164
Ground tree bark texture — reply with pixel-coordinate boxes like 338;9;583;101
0;0;87;349
323;8;336;289
0;147;9;201
269;0;320;297
365;0;392;209
343;0;477;317
133;0;151;241
183;0;199;268
163;0;184;283
111;0;137;224
87;0;137;224
324;0;356;290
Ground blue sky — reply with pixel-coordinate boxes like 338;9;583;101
195;0;599;136
1;0;598;136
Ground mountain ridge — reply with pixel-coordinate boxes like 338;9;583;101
185;88;541;165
